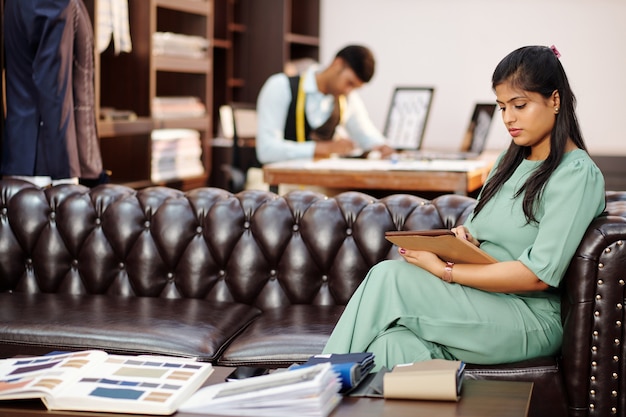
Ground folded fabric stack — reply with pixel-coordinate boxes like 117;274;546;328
151;129;204;182
152;32;209;59
152;96;207;119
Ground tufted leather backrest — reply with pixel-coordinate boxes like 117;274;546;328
0;179;475;310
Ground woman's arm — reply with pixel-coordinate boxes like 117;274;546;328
399;248;549;293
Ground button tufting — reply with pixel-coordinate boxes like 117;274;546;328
119;262;125;269
244;221;250;229
292;224;299;232
599;263;604;269
322;275;328;282
2;208;7;215
95;218;101;225
26;258;33;265
167;273;174;282
72;259;78;266
196;226;203;234
144;221;150;228
270;270;276;276
346;228;352;236
49;212;56;220
617;321;622;327
605;247;612;253
219;270;225;277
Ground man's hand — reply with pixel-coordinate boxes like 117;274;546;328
368;144;395;159
314;138;356;158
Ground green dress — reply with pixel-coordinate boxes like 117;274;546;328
322;149;606;370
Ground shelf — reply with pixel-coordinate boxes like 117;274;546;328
227;78;245;88
98;118;154;138
228;23;246;33
212;38;231;49
154;56;211;73
153;116;210;130
285;33;319;46
149;174;210;190
155;0;210;16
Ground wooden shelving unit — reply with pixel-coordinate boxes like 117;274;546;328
85;0;212;190
81;0;320;190
211;0;320;128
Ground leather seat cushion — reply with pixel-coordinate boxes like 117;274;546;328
217;305;344;367
465;356;567;416
0;292;261;361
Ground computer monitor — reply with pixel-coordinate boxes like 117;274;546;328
382;86;435;150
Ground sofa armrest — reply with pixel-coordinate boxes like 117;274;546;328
561;215;626;417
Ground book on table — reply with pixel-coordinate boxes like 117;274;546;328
385;229;497;264
290;352;375;393
179;363;342;417
0;350;213;415
384;359;466;401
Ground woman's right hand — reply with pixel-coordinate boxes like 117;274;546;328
451;226;480;247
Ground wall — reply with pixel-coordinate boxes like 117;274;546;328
319;0;626;155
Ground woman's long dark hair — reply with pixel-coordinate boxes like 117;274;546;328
473;46;587;223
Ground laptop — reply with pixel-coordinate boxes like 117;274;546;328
402;103;497;160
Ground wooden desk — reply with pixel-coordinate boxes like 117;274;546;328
0;365;531;417
263;156;496;196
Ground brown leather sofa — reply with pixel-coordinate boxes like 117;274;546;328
0;179;625;417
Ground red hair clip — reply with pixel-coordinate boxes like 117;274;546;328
550;45;561;58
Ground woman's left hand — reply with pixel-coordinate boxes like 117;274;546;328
398;247;442;272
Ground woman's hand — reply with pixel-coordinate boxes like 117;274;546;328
451;226;479;247
398;248;444;276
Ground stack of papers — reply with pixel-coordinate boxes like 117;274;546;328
179;363;341;417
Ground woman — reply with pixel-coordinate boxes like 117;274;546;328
322;45;606;370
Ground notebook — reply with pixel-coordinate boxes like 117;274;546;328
404;103;497;160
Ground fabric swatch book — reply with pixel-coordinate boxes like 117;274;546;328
0;350;213;415
385;229;497;264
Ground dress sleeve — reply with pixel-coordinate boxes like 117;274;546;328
517;157;605;288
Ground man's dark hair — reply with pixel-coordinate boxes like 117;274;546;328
335;45;375;82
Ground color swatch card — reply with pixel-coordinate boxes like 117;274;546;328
0;350;213;415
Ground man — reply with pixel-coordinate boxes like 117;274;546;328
255;45;393;164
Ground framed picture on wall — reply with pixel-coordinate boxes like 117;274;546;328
383;86;435;150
